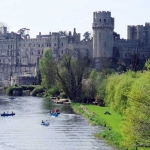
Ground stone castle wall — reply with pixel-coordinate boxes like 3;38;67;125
0;11;150;85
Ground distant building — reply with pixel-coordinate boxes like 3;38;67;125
0;11;150;86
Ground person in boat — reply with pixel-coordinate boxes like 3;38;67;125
3;112;5;114
12;111;14;114
42;120;44;123
55;108;59;112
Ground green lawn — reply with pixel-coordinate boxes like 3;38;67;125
85;105;150;150
85;105;123;133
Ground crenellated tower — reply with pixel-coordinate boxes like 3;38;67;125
92;11;114;58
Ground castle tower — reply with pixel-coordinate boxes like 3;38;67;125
145;23;150;45
92;11;114;58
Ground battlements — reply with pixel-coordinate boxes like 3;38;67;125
145;22;150;26
93;11;114;29
94;11;111;15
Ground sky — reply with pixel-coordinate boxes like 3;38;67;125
0;0;149;39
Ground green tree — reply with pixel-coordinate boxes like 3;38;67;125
39;48;56;89
56;54;89;102
121;72;150;149
145;59;150;70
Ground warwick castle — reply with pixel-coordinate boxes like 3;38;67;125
0;11;150;86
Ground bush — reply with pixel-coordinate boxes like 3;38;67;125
21;85;36;91
6;85;23;96
31;85;45;96
60;91;68;98
45;85;60;97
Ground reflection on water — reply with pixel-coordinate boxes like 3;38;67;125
0;96;114;150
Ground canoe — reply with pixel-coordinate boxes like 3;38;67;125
50;112;58;117
1;113;15;117
41;121;50;126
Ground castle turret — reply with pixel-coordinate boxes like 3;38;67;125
92;11;114;58
145;23;150;45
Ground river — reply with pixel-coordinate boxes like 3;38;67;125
0;96;115;150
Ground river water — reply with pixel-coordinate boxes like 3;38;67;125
0;96;114;150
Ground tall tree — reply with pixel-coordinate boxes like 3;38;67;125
55;54;89;102
121;75;150;149
39;48;56;89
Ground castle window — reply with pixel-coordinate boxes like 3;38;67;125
104;19;106;23
38;44;40;47
47;43;49;47
54;43;57;46
42;44;44;47
62;43;63;46
99;19;101;22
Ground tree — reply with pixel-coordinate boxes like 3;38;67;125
145;59;150;70
83;31;91;41
39;48;56;89
82;69;99;103
55;54;89;102
121;74;150;149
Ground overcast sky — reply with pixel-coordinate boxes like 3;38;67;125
0;0;149;39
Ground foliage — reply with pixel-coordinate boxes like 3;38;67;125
83;31;91;41
6;86;14;95
40;48;56;89
105;71;138;114
121;71;150;148
145;59;150;70
82;69;100;103
6;85;22;96
31;85;45;96
56;54;89;102
60;91;68;98
21;85;36;91
45;85;60;97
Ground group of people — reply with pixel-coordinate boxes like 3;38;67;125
3;111;14;114
48;108;60;114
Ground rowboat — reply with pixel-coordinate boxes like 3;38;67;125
1;113;15;117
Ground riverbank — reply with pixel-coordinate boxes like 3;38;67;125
71;103;150;150
71;103;123;150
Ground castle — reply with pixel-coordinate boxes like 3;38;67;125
0;11;150;86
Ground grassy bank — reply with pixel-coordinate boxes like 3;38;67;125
71;103;149;150
71;103;123;149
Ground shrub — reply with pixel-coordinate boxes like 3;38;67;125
31;85;45;96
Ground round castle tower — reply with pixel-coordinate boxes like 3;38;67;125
92;11;114;58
